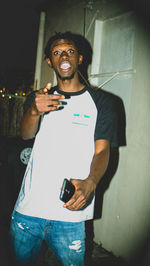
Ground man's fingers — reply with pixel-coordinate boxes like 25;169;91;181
36;94;65;101
37;83;52;94
34;83;65;115
46;83;52;89
64;190;87;211
43;82;52;94
37;88;47;94
44;82;52;92
48;100;63;106
64;196;86;211
48;94;65;99
36;93;65;101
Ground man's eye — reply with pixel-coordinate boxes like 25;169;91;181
53;51;60;55
67;49;74;54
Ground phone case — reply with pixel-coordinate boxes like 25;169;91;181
59;178;75;203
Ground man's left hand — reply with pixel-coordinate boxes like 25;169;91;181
63;179;96;211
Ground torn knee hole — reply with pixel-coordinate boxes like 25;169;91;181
69;240;82;252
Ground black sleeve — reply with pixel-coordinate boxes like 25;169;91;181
94;92;118;147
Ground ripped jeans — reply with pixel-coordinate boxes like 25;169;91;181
9;211;85;266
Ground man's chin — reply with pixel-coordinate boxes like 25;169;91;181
57;72;75;81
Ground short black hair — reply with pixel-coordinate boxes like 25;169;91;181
44;31;86;59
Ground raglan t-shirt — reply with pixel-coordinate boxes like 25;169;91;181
14;86;118;222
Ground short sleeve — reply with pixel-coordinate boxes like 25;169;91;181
94;93;118;147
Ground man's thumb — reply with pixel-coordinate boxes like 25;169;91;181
42;82;52;94
46;83;52;90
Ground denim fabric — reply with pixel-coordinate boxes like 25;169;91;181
9;211;85;266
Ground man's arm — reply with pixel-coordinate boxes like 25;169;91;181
20;105;41;140
64;139;110;211
20;84;65;140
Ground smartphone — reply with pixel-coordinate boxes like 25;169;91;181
59;178;75;203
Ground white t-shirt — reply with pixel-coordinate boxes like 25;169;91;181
14;86;118;222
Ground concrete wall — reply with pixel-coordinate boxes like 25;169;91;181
39;0;150;261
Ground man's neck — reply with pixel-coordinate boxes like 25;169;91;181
57;74;85;93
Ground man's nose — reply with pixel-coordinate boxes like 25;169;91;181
61;51;68;58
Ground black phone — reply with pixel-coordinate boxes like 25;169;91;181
59;178;75;203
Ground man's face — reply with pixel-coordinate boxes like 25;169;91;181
47;39;83;80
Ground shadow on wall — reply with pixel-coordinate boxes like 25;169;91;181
133;238;150;266
85;89;127;264
94;89;126;219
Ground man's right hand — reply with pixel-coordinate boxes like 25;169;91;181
31;83;65;116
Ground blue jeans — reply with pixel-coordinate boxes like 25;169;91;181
9;211;85;266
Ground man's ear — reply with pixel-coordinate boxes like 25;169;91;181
47;58;52;68
78;55;83;65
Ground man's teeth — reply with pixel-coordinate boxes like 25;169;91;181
60;63;71;70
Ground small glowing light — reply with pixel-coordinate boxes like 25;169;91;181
3;88;5;92
9;96;12;99
22;93;26;96
0;90;2;93
15;93;18;96
2;94;5;97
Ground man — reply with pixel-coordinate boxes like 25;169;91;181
9;32;118;265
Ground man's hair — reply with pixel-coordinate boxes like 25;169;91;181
44;31;86;59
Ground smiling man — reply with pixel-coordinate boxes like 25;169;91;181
9;32;118;266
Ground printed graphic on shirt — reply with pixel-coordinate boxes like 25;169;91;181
20;147;32;165
72;113;91;126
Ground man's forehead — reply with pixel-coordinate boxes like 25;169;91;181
51;38;77;50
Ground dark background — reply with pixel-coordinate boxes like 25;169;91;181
0;0;150;74
0;0;45;72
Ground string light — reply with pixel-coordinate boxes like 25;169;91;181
0;87;34;100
